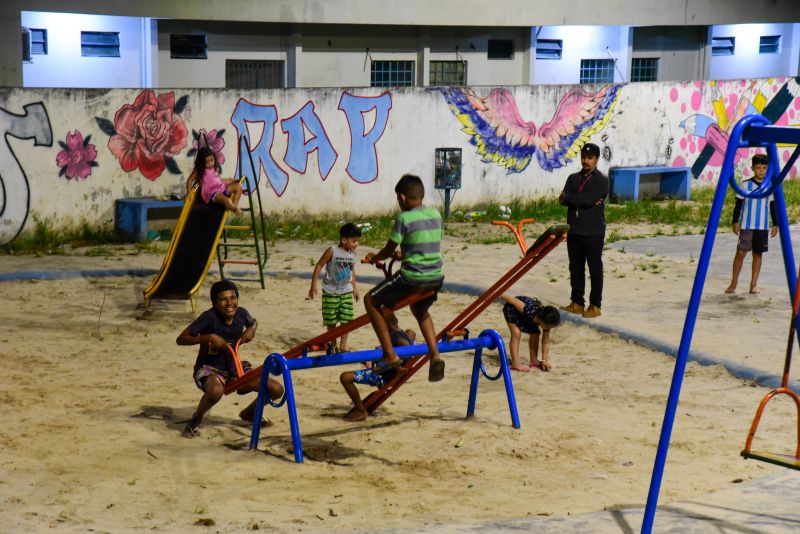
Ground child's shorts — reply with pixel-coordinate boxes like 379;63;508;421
503;296;542;334
322;291;354;326
369;272;441;315
737;229;769;254
353;367;387;387
193;361;252;390
201;181;229;204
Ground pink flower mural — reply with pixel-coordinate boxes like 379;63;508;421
96;90;189;180
55;130;97;180
187;128;226;164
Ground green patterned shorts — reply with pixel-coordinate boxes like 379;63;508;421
322;292;354;326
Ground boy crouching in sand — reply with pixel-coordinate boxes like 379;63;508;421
177;280;284;437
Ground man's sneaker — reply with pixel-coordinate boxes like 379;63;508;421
560;302;585;314
582;304;602;318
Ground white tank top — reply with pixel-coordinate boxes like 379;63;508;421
322;246;355;295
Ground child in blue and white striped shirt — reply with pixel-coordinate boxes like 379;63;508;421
725;154;778;295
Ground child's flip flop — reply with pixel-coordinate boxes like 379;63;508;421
428;359;445;382
374;359;403;375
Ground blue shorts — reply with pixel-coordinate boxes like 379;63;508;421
353;368;387;387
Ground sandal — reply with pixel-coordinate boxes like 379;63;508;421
374;358;403;375
428;359;445;382
182;419;200;438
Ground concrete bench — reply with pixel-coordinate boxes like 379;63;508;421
115;197;184;242
610;166;691;201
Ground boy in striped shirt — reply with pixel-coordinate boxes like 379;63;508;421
725;154;778;294
364;174;446;382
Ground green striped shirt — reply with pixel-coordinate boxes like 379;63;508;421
389;205;444;284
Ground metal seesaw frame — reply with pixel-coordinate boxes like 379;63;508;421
249;328;519;463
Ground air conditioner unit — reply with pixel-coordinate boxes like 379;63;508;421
21;27;31;62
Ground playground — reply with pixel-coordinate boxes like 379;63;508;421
1;220;798;532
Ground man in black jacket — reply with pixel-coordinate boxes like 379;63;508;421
558;143;608;318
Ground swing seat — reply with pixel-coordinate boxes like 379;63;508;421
741;449;800;470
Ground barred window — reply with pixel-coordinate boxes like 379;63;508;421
759;35;781;54
225;60;284;89
631;57;659;82
429;61;467;86
371;60;414;87
579;59;614;83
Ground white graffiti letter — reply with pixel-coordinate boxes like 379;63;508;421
0;102;53;245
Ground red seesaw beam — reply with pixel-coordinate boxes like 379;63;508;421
363;225;569;414
223;289;434;394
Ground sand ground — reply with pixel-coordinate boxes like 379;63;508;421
0;223;798;533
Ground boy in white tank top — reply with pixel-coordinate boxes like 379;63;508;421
309;223;362;351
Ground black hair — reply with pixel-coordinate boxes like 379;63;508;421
193;146;221;181
395;174;425;200
752;154;769;166
581;143;600;158
210;279;239;303
537;305;561;327
340;222;362;239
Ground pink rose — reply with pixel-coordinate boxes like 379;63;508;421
108;90;188;180
56;130;97;180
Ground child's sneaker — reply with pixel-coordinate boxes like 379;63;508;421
582;304;601;318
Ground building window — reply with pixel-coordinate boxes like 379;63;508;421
81;31;120;57
711;36;735;56
30;28;47;55
170;34;207;59
429;60;467;86
225;60;284;89
535;39;562;60
487;39;514;59
371;60;414;87
759;35;781;54
579;59;615;83
631;57;659;82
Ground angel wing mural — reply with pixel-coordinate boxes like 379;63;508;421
440;85;622;173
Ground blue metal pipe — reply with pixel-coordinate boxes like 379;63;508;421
284;333;498;372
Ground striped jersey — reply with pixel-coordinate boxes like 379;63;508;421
737;178;773;230
389;205;444;285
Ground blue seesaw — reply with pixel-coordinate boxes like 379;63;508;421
249;328;519;463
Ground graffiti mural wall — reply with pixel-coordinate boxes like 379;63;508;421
0;79;798;245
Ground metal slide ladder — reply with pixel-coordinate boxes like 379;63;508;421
216;134;268;288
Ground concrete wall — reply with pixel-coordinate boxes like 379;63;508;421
631;26;708;81
22;12;147;88
709;23;800;80
1;77;799;244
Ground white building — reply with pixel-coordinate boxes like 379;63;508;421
4;1;799;89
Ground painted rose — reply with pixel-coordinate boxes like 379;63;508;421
191;128;226;164
56;130;98;180
108;90;188;180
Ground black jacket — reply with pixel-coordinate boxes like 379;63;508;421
560;168;609;236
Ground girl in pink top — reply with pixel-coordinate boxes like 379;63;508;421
186;147;243;214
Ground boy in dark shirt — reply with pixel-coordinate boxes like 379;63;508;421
177;280;283;437
558;143;609;318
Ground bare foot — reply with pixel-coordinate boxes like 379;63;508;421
510;363;530;372
540;361;552;372
750;287;761;294
725;283;737;294
239;410;274;427
344;408;368;422
182;414;201;438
